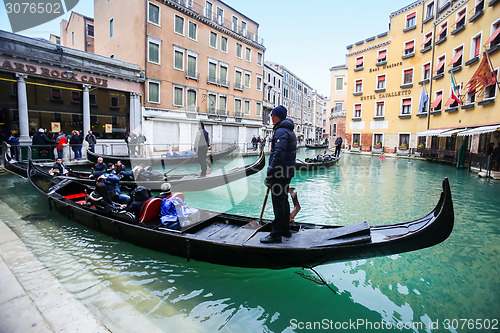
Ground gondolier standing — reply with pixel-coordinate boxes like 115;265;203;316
334;136;343;158
261;105;297;244
194;121;211;176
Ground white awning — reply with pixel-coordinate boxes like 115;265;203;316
457;124;500;136
438;128;467;137
417;129;451;137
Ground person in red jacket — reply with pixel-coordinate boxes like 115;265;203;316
55;131;67;160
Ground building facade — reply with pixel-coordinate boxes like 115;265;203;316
312;91;329;143
262;62;283;137
93;0;266;151
0;30;144;154
329;64;348;146
345;0;499;155
60;12;95;54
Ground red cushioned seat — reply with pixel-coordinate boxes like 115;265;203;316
138;198;163;223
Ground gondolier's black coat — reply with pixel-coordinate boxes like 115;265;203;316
267;118;297;184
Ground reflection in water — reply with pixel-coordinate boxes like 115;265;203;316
1;152;499;332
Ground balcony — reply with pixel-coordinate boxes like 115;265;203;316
185;71;200;81
207;76;230;87
234;83;245;91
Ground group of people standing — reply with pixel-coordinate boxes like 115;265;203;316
251;135;267;151
125;132;147;157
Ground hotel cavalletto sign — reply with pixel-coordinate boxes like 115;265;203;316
1;58;108;88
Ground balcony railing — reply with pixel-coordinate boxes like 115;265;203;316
185;71;200;80
207;76;230;87
234;83;244;91
169;0;264;45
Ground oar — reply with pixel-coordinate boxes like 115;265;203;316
313;147;334;158
243;187;271;242
163;153;197;177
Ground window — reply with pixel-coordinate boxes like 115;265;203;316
473;0;484;16
244;100;250;115
354;104;362;118
87;24;94;37
148;2;160;25
148;81;160;103
377;49;387;63
235;70;242;89
438;22;447;41
431;90;443;110
423;62;431;80
187;89;197;110
336;77;343;90
355;79;363;93
244;72;251;88
404;40;415;55
435;55;446;76
220;36;228;52
109;18;114;37
471;34;482;58
71;91;81;103
236;43;242;58
256;75;262;91
401;98;412;114
449;46;463;69
209;31;217;48
486;21;500;50
484;69;498;99
216;7;224;24
174;86;183;106
187;54;197;78
445;85;461;108
399;134;410;147
355;56;363;69
188;21;197;40
335;102;342;111
257;53;263;66
453;8;466;30
174;49;184;70
423;32;433;49
374;134;383;146
232;16;238;31
245;47;251;61
205;1;213;18
256;102;262;116
406;12;416;29
234;98;242;116
219;95;227;113
375;101;385;117
466;88;476;104
403;68;413;85
71;31;74;45
208;94;216;114
148;38;160;64
110;96;119;108
175;15;184;35
377;74;386;89
426;1;434;19
241;21;247;36
352;133;361;145
219;64;228;86
208;61;217;83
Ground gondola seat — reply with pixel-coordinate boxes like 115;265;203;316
138;198;163;224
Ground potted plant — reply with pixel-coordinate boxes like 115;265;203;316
352;141;359;148
374;142;382;149
399;143;409;150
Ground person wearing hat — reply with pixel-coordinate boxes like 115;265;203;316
32;128;55;160
194;121;211;176
261;105;297;244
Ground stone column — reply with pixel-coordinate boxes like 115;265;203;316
82;84;91;136
130;92;142;133
16;73;30;142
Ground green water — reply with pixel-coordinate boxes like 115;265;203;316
1;150;499;332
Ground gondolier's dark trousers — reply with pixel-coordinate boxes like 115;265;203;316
198;146;208;176
270;178;291;237
335;144;341;157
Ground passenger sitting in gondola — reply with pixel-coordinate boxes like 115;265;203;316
132;164;165;181
88;176;120;213
115;160;134;180
323;154;331;161
102;163;131;204
315;155;323;162
157;183;172;199
119;186;152;217
50;158;78;177
93;157;107;178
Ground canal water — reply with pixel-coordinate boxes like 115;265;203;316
1;150;499;332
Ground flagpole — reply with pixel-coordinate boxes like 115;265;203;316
485;51;500;95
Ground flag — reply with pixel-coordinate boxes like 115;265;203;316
466;52;497;95
418;86;428;114
450;72;462;105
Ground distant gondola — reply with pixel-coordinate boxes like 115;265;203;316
305;143;329;149
4;150;28;177
87;142;237;166
57;151;265;192
28;159;455;269
296;154;340;171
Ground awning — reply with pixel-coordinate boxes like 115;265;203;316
402;99;412;106
434;59;445;72
445;96;456;106
404;41;414;50
430;94;443;108
448;50;463;65
438;128;466;137
458;124;500;136
407;12;416;19
422;34;432;45
484;27;500;46
377;50;387;60
355;58;363;66
417;128;451;137
438;23;447;35
452;12;466;27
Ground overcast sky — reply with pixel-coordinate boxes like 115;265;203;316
1;0;413;96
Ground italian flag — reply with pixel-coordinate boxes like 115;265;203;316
451;72;462;105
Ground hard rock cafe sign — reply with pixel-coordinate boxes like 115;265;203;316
0;58;108;87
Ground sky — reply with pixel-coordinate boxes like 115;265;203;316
0;0;414;96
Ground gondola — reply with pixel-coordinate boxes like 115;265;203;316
28;159;454;269
296;154;339;171
87;142;237;166
57;151;265;192
3;149;28;177
305;143;329;149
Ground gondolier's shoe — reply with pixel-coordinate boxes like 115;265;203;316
283;230;292;238
260;234;282;243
